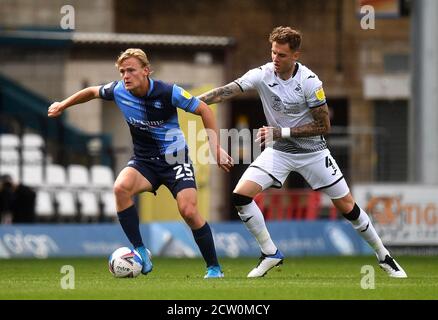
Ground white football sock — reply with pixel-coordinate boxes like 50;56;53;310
237;200;277;255
349;207;389;261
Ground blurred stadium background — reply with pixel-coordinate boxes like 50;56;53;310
0;0;437;266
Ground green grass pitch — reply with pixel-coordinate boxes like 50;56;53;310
0;256;437;300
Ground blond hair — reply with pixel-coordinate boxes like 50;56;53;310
115;48;151;69
269;26;301;52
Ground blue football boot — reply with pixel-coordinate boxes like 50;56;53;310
204;265;224;279
135;246;153;275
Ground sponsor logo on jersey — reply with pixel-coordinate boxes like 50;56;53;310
283;102;302;115
315;87;326;101
128;117;164;129
152;100;163;109
294;84;302;92
268;83;279;87
181;88;193;99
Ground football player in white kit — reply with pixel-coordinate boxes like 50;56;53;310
198;26;407;278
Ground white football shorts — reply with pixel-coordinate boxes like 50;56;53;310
239;147;350;199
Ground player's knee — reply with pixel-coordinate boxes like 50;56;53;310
113;182;132;199
231;193;253;208
178;202;197;221
332;194;355;214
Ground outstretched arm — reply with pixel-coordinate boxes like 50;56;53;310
48;86;101;118
194;102;234;172
197;82;242;105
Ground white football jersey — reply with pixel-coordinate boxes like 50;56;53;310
235;62;327;153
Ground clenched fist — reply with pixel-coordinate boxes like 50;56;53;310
48;102;65;118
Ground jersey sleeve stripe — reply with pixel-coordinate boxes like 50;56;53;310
233;80;244;92
185;97;200;112
309;102;326;109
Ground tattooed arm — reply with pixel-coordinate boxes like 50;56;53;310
290;104;331;137
197;82;242;105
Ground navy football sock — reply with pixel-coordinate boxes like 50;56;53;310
192;222;220;268
117;205;144;248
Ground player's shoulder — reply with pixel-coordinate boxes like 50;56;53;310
148;79;175;97
113;80;124;90
152;79;173;91
256;62;274;73
166;81;197;103
102;80;121;89
297;63;319;80
242;63;274;83
296;63;322;87
242;62;273;75
106;80;124;93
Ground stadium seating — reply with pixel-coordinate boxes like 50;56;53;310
45;164;67;186
90;165;114;188
100;191;117;219
0;164;20;183
0;149;19;164
22;164;44;187
77;191;100;221
0;133;117;222
22;149;44;165
0;134;20;178
22;133;44;149
54;190;77;221
35;190;55;221
0;133;20;149
67;164;102;221
90;164;117;220
67;164;90;187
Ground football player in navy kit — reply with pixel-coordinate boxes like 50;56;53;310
48;48;233;278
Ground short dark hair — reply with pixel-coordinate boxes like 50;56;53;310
269;26;301;51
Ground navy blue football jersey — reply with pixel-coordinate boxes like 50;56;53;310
99;78;200;158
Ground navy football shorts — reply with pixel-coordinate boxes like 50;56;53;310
127;154;197;198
